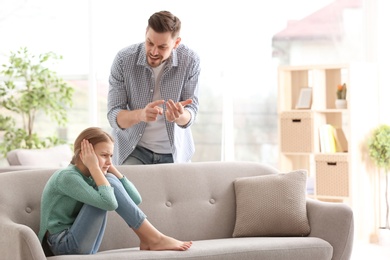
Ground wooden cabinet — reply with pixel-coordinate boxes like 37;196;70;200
278;63;379;203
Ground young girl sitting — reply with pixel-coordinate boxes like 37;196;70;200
38;127;192;255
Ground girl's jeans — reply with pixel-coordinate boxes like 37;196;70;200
47;173;146;255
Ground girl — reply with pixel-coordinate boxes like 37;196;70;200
38;127;192;255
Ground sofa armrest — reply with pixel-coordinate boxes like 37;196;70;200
0;217;46;260
306;198;354;260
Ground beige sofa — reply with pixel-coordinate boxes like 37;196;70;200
0;145;72;173
0;161;354;260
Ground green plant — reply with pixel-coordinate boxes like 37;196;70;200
0;47;74;156
336;83;347;99
368;124;390;230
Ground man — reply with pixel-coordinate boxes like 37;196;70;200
107;10;200;165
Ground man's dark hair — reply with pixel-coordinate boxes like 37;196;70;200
147;11;181;38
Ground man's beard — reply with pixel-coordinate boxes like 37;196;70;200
148;54;162;67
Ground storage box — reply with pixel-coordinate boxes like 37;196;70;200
280;111;313;153
315;154;349;197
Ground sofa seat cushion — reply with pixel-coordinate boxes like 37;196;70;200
46;237;332;260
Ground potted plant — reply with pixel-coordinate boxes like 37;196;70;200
0;47;74;157
368;124;390;234
335;83;347;109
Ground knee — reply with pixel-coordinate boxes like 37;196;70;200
105;173;121;187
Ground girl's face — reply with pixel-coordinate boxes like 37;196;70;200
93;141;114;174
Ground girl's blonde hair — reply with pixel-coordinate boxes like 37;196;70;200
71;127;114;165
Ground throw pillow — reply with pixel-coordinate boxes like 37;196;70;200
232;170;310;237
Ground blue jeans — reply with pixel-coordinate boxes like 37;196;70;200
47;174;146;255
123;146;173;165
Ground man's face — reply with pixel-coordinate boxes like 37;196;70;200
145;28;181;68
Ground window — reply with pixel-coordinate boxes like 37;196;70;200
2;0;380;169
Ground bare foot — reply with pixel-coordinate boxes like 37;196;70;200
135;219;192;251
140;234;192;251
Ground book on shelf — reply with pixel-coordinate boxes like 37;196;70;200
319;124;337;153
333;127;348;152
318;124;348;153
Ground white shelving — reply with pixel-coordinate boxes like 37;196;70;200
278;63;379;209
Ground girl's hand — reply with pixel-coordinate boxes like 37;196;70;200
108;164;123;179
79;139;99;170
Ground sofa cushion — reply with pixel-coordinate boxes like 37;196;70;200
233;170;310;237
97;237;333;260
6;145;72;167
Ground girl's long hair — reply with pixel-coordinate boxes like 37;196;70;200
70;127;114;165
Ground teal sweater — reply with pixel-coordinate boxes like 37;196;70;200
38;164;141;243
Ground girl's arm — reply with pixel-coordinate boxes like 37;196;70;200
108;165;142;205
57;169;117;211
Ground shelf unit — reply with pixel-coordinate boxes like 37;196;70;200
277;63;379;205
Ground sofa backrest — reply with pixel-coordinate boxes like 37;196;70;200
6;144;72;167
0;161;278;253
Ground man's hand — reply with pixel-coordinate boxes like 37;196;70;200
165;99;193;124
138;100;165;122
